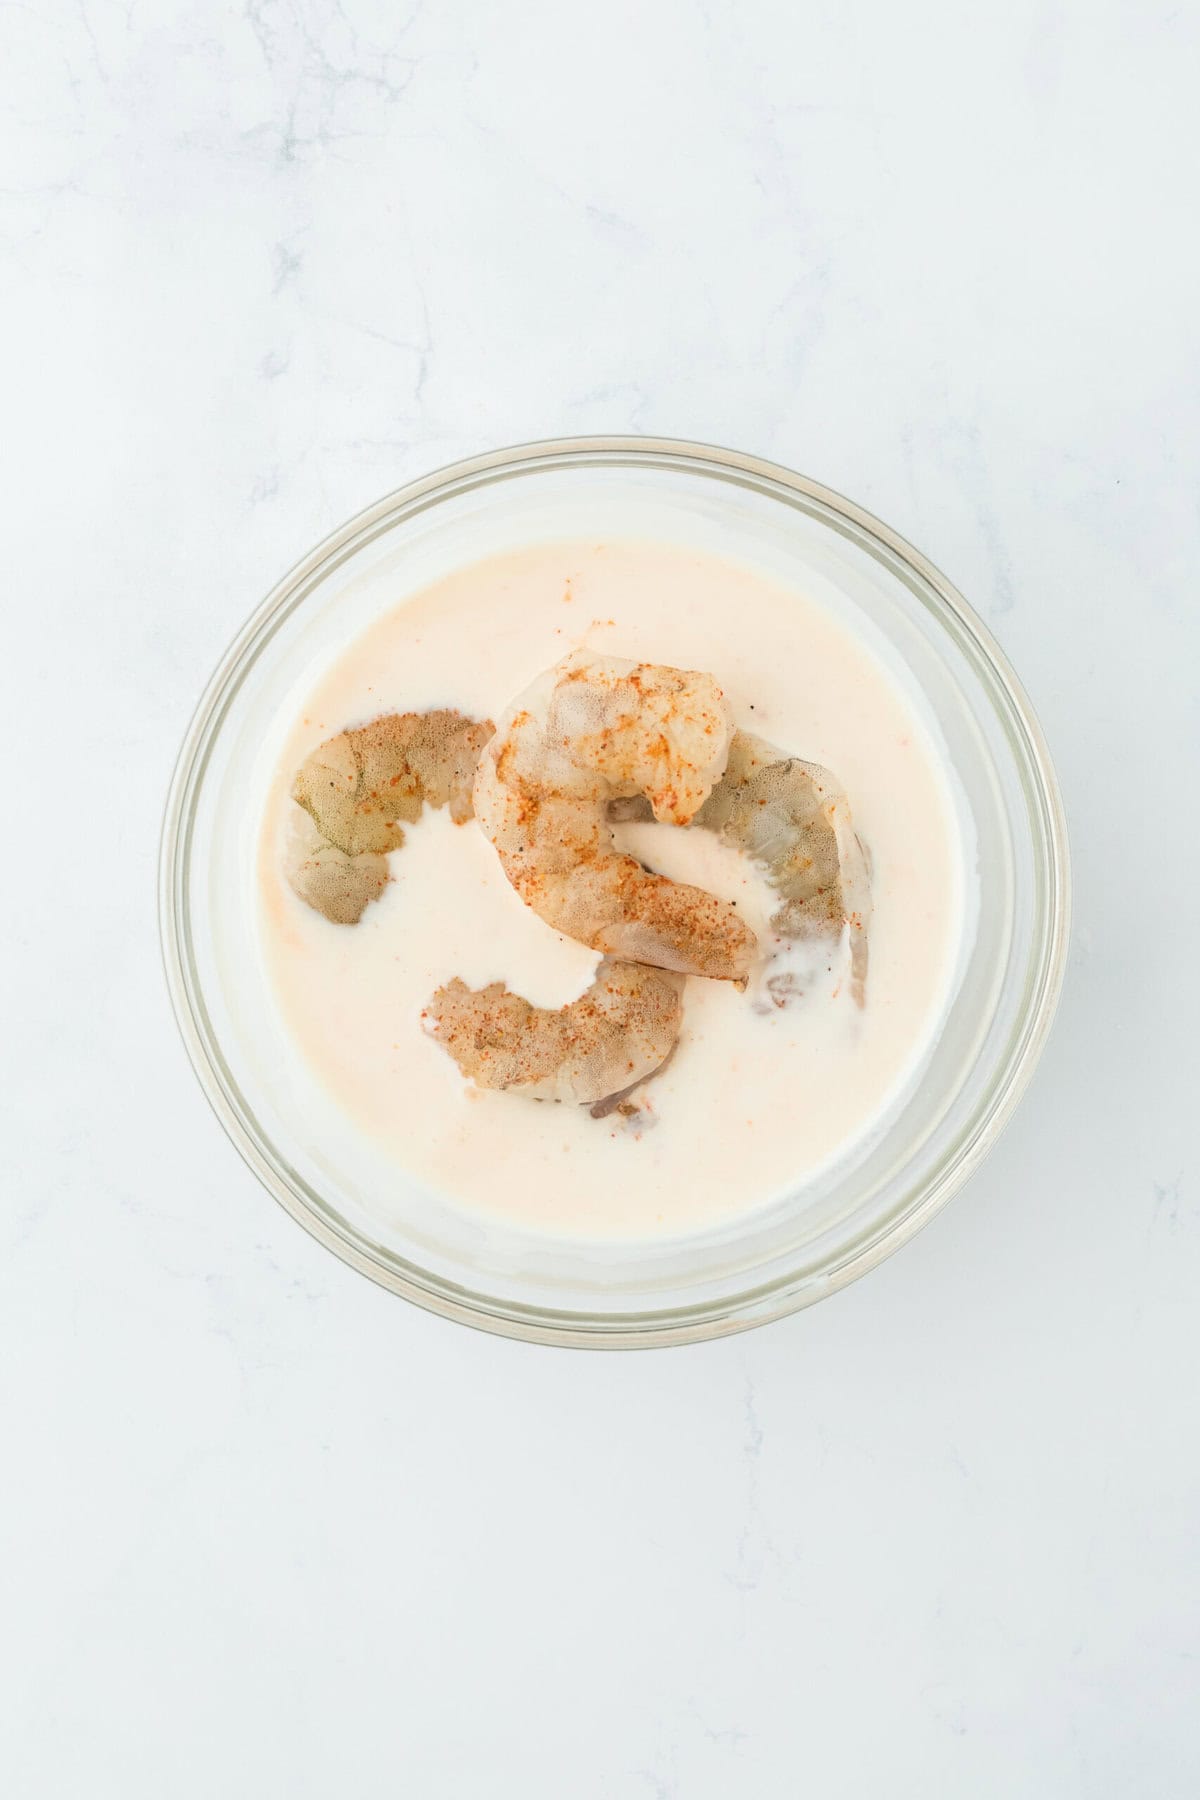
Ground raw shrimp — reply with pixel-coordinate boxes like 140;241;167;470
611;730;871;1003
472;651;757;980
424;960;684;1109
284;808;390;926
695;730;871;1004
286;708;493;923
293;708;493;855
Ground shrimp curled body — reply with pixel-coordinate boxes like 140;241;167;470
472;652;757;980
425;960;684;1108
697;730;871;1001
286;708;494;924
610;730;872;1003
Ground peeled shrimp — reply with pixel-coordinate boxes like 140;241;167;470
284;808;391;926
286;708;493;923
610;730;871;1003
695;730;871;1004
472;651;757;980
424;959;684;1108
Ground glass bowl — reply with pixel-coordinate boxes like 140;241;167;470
160;437;1069;1347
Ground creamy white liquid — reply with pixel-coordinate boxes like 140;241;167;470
258;540;965;1238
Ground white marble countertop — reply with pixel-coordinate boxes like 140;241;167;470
4;1;1197;1793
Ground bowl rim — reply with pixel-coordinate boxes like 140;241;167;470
159;434;1071;1349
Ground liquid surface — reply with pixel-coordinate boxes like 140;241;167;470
258;540;965;1238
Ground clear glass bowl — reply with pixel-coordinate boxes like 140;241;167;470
160;437;1069;1347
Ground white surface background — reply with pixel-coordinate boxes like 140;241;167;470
3;2;1197;1794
